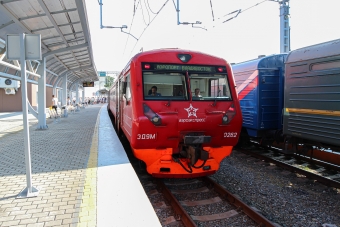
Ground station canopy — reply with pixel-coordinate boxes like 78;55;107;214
0;0;98;89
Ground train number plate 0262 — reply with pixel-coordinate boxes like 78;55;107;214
224;132;238;138
137;134;156;140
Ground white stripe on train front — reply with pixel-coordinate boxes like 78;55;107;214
179;118;206;122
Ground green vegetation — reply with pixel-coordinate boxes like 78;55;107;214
104;76;114;88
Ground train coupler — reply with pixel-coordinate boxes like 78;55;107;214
180;145;209;166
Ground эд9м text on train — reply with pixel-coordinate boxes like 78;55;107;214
108;48;242;178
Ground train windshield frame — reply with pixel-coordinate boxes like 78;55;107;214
142;63;233;101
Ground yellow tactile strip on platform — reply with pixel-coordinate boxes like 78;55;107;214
77;110;100;227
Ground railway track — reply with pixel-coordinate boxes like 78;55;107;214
140;175;278;227
120;130;276;226
119;129;271;226
237;145;340;189
119;127;339;226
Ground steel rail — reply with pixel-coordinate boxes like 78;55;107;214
251;140;340;170
202;177;277;227
292;153;340;172
238;148;340;189
155;179;197;227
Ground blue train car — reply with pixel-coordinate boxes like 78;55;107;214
232;54;287;141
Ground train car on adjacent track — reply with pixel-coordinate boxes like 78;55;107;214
108;48;242;178
283;39;340;151
232;39;340;162
232;54;287;145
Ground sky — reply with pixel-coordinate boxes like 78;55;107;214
84;0;340;72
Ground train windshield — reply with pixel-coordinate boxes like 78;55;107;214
142;63;232;101
189;73;232;101
143;72;188;100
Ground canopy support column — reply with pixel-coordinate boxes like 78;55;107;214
82;88;85;106
76;83;80;112
62;73;68;106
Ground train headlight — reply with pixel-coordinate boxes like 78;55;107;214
222;104;236;125
152;116;159;122
143;103;162;126
152;115;161;125
222;115;229;124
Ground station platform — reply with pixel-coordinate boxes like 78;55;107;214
0;104;161;227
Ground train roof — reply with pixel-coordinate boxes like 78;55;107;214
111;48;229;88
286;39;340;63
232;54;287;72
132;48;226;61
119;48;228;75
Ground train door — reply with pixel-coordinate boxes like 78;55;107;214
118;75;129;137
114;82;119;129
116;78;122;135
258;69;283;130
120;78;126;134
122;74;132;138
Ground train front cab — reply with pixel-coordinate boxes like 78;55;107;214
118;50;243;178
232;54;287;144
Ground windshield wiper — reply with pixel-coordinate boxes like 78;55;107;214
165;99;171;107
185;71;192;101
211;89;221;107
212;98;217;106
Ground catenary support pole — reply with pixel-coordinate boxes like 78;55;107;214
279;0;290;53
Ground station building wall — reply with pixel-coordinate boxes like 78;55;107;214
0;83;55;112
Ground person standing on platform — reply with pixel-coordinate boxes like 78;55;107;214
67;97;71;106
52;95;58;116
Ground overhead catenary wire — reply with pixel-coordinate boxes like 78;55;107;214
141;0;150;25
122;0;141;58
167;0;269;30
200;0;270;29
210;0;215;21
171;0;177;10
111;0;271;60
146;0;158;14
221;0;269;22
237;0;269;14
134;0;136;15
129;0;170;57
134;0;140;16
98;0;137;41
143;0;151;21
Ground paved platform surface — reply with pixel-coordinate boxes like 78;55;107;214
0;104;161;227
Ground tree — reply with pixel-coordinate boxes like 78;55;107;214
104;76;114;88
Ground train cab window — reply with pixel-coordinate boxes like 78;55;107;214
143;72;188;100
141;65;232;101
189;74;232;101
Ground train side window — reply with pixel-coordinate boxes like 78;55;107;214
311;60;340;71
120;81;127;94
125;74;131;100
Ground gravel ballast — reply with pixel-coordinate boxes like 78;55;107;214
212;150;340;227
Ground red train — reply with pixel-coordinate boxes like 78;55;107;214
108;49;242;178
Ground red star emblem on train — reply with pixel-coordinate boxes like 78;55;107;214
184;104;198;118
